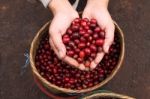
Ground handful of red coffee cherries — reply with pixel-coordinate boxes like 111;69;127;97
63;18;105;70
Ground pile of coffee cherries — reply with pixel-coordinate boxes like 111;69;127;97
63;18;105;68
35;19;121;90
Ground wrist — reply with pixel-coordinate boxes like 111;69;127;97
87;0;109;9
48;0;71;15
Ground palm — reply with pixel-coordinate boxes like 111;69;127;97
82;7;115;69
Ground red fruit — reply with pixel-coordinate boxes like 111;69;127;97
100;31;105;38
79;27;83;31
84;25;89;30
87;29;93;35
77;87;82;90
77;58;83;63
85;73;90;79
63;34;69;38
69;78;75;84
80;37;86;42
90;18;97;24
87;21;90;25
53;68;57;73
87;42;90;46
95;39;104;46
64;77;69;82
94;27;101;33
79;51;85;58
74;18;80;23
46;51;50;55
66;46;71;50
92;40;96;44
90;45;97;52
41;49;45;53
67;50;75;57
88;36;93;41
74;39;80;45
72;25;79;31
93;33;99;39
71;21;76;25
75;48;80;53
88;83;93;87
63;37;70;44
85;61;90;67
84;48;91;55
83;18;89;22
67;29;72;34
83;33;90;38
72;32;79;39
43;54;47;59
81;21;87;27
79;30;86;35
91;53;96;58
68;41;75;48
90;23;96;28
73;54;78;59
44;44;49;49
78;42;86;49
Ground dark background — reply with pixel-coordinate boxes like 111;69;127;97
0;0;150;99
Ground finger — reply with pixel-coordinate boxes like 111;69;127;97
90;61;97;70
63;56;79;68
103;24;115;53
79;64;86;70
94;52;105;64
49;30;66;59
90;52;105;70
49;39;60;59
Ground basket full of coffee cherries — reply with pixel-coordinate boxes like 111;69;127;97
30;18;125;95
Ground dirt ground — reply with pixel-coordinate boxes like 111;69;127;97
0;0;150;99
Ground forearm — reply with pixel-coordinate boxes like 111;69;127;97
49;0;71;14
48;0;68;14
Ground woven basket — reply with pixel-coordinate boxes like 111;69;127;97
80;90;135;99
30;21;125;94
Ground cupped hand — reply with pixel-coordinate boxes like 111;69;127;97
48;0;81;69
82;0;115;70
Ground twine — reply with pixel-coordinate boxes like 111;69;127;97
20;49;30;76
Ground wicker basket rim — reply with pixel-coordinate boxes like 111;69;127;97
82;92;135;99
30;21;125;93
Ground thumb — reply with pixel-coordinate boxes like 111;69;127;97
103;24;115;53
49;30;66;59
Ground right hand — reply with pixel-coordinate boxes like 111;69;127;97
48;0;81;69
82;0;115;70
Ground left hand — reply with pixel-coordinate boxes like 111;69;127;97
82;0;115;70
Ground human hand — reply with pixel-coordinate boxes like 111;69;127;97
48;0;80;68
82;0;115;70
